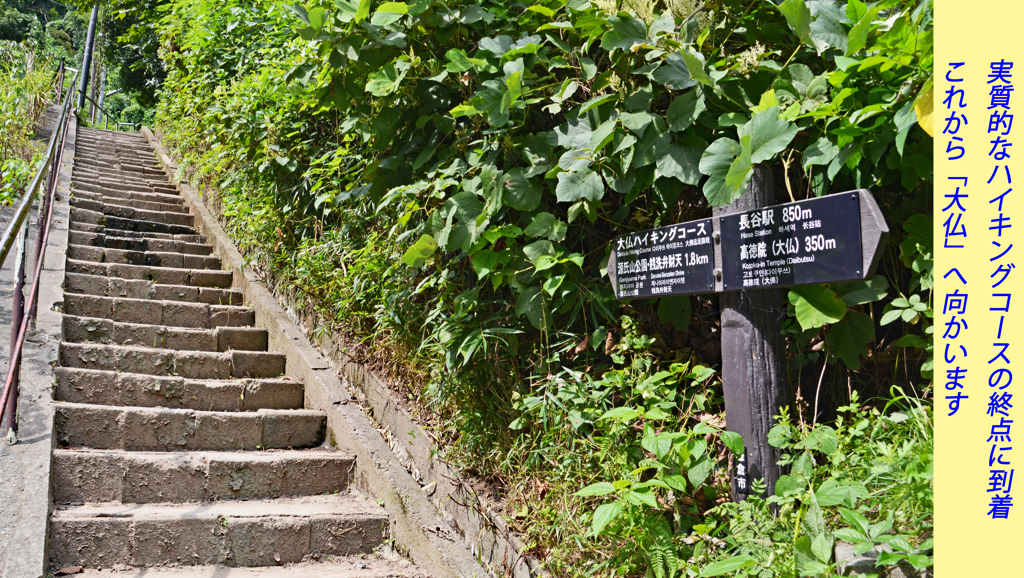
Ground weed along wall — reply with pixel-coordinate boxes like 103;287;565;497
135;0;936;575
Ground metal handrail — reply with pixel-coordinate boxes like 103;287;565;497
0;66;81;442
78;90;138;131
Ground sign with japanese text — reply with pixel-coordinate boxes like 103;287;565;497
608;190;887;299
608;218;715;299
718;192;866;291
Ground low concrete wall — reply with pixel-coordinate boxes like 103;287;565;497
0;115;76;578
143;128;496;578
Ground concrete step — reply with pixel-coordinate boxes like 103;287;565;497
69;230;212;255
65;272;242;305
73;167;165;186
66;557;428;577
54;367;304;411
73;176;181;198
72;189;190;214
67;258;232;288
53;449;354;504
71;206;198;236
54;402;326;451
58;342;283;379
67;243;220;269
70;197;196;227
70;221;204;243
63;294;253;329
63;315;267;352
49;495;386;569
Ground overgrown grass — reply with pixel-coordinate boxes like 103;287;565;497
0;40;54;205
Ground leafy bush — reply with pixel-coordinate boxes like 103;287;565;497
147;0;934;574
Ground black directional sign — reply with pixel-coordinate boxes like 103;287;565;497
719;191;867;291
607;189;888;297
608;218;715;299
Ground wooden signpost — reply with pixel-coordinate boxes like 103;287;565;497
607;168;888;498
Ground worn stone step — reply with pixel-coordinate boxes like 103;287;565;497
65;272;241;304
71;206;198;236
70;221;204;243
54;367;304;411
49;495;386;569
69;557;428;577
71;181;185;205
53;449;353;504
58;342;283;379
67;243;220;269
69;229;212;255
70;197;195;227
54;402;326;451
66;259;232;288
63;294;253;329
73;167;163;185
63;315;267;352
72;189;190;214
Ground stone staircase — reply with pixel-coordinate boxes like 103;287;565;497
48;127;427;576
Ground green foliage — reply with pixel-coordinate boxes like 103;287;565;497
0;39;54;203
144;0;935;574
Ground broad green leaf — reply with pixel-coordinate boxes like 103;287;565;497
667;90;706;132
688;455;713;488
803;136;839;168
578;93;617;114
753;89;779;114
365;62;409;96
558;147;594;172
779;0;813;46
446;49;485;72
600;15;648;53
768;424;794;447
816;478;869;507
833;275;889;306
400;234;437;268
307;6;327;30
800;425;839;456
699;137;744;206
838;507;872;538
657;295;691;331
503;168;542;211
471;249;509;278
354;0;371;22
775;474;808;496
847;6;881;54
523;239;554;264
699;555;756;577
591;502;623;536
724;134;754;195
738;106;799;164
590;119;617;154
802;488;826;538
524;212;567;241
809;0;849;54
371;2;408;26
655;141;703;185
514;284;546;329
720;431;745;456
811;533;834;564
601;406;640;421
480;35;514;57
826;310;874;369
574;481;616;496
680;49;713;87
915;81;934;137
789;285;847;330
556;169;604;203
652;51;699;91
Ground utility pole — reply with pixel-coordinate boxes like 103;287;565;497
77;4;99;111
